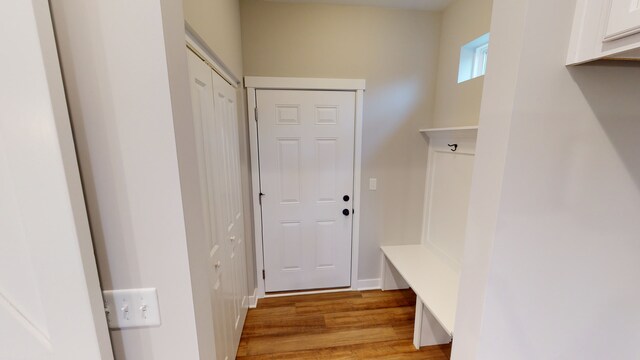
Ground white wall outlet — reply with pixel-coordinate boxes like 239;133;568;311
103;288;160;329
369;178;377;190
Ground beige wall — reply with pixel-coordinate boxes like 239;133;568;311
183;0;244;78
240;0;441;281
432;0;493;128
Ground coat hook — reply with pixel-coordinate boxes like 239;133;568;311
448;144;458;152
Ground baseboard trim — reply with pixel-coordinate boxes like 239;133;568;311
357;278;381;291
249;287;258;308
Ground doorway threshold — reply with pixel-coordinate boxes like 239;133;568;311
265;286;352;298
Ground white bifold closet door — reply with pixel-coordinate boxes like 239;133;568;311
187;50;248;360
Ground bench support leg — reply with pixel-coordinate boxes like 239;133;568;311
382;257;409;291
413;297;424;349
413;296;452;350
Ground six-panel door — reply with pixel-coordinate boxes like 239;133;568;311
257;90;356;293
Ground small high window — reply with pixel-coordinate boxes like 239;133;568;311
458;33;490;83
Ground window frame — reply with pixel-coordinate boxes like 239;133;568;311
458;33;490;83
472;42;489;78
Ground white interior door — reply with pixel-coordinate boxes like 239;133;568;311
257;90;356;292
0;0;113;358
187;49;248;360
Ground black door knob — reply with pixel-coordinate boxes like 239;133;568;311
342;209;350;216
343;195;350;202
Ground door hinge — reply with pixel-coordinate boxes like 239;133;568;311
254;107;258;122
262;269;265;279
259;192;265;205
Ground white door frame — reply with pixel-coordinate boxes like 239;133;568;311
245;77;365;299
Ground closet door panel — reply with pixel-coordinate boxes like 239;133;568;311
210;67;249;357
188;49;249;360
186;50;231;360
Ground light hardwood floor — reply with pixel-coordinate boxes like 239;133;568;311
237;289;452;359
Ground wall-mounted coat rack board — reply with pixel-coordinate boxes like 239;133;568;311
380;125;478;349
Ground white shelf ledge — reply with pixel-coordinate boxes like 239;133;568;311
419;126;478;141
381;244;461;335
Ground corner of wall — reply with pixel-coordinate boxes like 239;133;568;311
450;0;528;358
160;0;217;359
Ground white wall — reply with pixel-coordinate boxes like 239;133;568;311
50;0;204;358
454;0;640;358
1;0;112;358
240;0;442;282
451;0;527;357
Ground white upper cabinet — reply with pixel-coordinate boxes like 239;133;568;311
567;0;640;64
605;0;640;41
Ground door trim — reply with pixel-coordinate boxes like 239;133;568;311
245;77;366;299
245;76;365;91
186;28;240;88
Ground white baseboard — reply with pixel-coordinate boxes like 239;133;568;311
356;278;381;291
249;287;258;308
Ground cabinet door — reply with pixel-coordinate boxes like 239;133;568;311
605;0;640;41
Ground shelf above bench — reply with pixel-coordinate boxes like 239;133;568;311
381;244;461;336
419;126;478;142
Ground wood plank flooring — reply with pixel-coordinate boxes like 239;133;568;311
237;289;452;359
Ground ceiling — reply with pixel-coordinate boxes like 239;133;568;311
264;0;455;11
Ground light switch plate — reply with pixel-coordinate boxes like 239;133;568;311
103;288;161;329
369;178;377;190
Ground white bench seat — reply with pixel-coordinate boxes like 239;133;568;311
380;126;476;349
381;244;461;346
